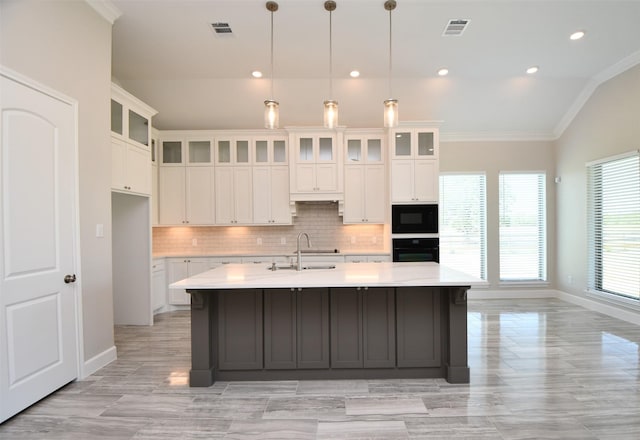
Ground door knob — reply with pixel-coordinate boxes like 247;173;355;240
64;274;77;284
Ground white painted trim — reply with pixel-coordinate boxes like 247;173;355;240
1;64;86;383
82;346;118;378
468;288;557;299
553;50;640;139
440;131;556;143
85;0;122;24
556;290;640;326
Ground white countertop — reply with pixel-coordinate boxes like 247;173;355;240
170;262;487;290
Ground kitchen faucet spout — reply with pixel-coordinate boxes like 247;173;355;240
296;232;311;271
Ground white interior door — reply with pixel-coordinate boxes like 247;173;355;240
0;71;79;422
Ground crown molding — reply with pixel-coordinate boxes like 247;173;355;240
440;131;556;143
86;0;122;24
553;50;640;139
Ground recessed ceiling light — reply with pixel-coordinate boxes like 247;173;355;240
437;68;449;76
570;30;585;40
251;71;263;78
526;66;539;74
350;70;360;78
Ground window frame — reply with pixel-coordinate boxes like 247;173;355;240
498;171;548;284
586;150;640;306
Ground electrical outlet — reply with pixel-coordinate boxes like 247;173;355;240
372;236;377;244
351;236;356;244
257;237;263;246
192;238;198;246
281;237;286;245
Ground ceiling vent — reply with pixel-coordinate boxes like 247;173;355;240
210;22;234;37
442;19;470;36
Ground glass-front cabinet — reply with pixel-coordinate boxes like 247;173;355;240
390;128;438;160
216;138;251;165
289;129;343;200
110;83;157;196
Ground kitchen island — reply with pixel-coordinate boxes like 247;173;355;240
170;262;483;387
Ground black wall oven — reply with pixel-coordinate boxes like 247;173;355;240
392;204;438;234
392;238;439;263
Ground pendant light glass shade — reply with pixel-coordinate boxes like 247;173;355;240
384;98;398;128
264;1;279;129
323;100;338;129
383;0;398;128
264;99;279;129
323;1;338;129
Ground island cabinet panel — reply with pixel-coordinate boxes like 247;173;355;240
396;287;441;367
362;288;396;368
330;289;363;368
330;288;396;369
296;289;330;369
264;290;297;369
218;290;263;370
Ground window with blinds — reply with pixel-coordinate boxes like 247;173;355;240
439;173;487;279
587;151;640;301
499;172;547;281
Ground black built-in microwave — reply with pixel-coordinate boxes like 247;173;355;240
391;204;438;234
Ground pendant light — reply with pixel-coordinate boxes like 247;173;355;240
323;0;338;129
383;0;398;128
264;1;279;129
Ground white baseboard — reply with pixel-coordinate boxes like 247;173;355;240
555;290;640;326
468;288;558;300
467;287;640;326
81;345;117;379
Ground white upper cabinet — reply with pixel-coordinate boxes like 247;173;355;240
215;167;253;224
289;129;343;200
111;84;157;196
343;131;387;224
389;124;440;203
216;137;251;165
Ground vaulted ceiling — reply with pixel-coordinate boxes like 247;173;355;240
111;0;640;140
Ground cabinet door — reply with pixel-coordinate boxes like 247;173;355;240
396;287;441;367
111;137;127;191
165;259;190;305
188;259;212;277
364;165;386;223
186;167;215;224
315;163;338;191
151;164;158;225
391;160;415;202
264;290;297;369
233;167;253;224
295;163;316;192
214;167;235;224
297;289;330;369
218;290;263;370
159;167;185;225
330;289;363;368
270;166;291;224
126;144;151;195
151;266;165;311
363;288;395;368
343;166;365;223
414;160;438;202
252;167;272;224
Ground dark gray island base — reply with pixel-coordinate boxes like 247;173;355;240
187;286;470;386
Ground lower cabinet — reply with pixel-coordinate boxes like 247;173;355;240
165;258;213;305
151;259;166;312
218;290;263;370
396;287;441;367
217;287;439;372
330;288;396;368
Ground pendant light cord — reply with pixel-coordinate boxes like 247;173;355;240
270;9;274;100
329;8;333;98
388;7;392;98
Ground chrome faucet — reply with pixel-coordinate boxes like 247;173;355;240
296;232;311;271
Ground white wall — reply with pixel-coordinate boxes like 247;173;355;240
555;63;640;309
0;1;115;369
440;140;556;290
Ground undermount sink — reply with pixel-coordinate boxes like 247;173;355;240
267;264;336;271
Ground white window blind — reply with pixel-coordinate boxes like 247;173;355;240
439;173;487;280
587;151;640;301
499;172;546;281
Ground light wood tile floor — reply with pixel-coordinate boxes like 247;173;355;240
1;299;639;439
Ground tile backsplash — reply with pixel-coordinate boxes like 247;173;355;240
152;202;388;255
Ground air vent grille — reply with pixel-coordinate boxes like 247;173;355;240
210;22;233;36
442;19;470;36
